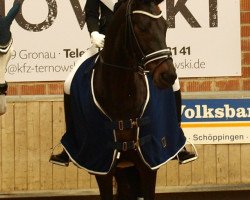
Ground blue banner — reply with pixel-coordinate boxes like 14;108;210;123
182;99;250;122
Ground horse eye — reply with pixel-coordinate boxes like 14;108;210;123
137;24;148;32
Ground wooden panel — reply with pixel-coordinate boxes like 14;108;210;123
65;164;78;189
1;103;15;191
241;144;250;183
216;145;229;184
14;102;28;190
179;162;192;186
90;175;98;189
191;145;204;185
166;161;179;186
228;145;241;184
179;145;193;186
40;102;53;190
203;145;216;184
77;168;91;189
156;165;167;187
27;102;40;190
52;102;66;189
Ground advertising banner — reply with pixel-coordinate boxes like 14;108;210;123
160;0;241;78
1;0;241;82
182;99;250;144
2;0;90;82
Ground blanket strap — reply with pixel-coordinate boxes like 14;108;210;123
105;116;150;131
112;135;152;151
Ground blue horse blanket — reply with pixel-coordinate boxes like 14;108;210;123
61;55;186;175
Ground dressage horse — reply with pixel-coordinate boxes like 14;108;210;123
94;0;176;199
62;0;185;199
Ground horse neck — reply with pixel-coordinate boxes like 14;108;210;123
93;47;147;120
102;38;134;67
92;5;148;120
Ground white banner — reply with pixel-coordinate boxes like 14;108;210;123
160;0;241;78
4;0;90;82
2;0;241;82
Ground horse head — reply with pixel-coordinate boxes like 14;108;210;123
130;0;176;89
106;0;177;89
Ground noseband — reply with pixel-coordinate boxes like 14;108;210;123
100;0;172;74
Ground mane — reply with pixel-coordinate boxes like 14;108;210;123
104;0;127;58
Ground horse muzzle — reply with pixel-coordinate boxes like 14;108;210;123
161;72;177;87
150;58;177;89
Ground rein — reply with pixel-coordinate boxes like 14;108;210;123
100;0;172;74
99;54;146;74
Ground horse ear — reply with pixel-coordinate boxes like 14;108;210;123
154;0;164;5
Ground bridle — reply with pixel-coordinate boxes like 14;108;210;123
100;0;172;74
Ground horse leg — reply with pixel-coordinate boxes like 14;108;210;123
138;167;157;200
114;167;139;200
95;174;113;200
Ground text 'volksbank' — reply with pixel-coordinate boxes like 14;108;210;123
182;99;250;122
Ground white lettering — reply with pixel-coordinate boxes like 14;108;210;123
236;107;248;118
185;109;196;119
202;105;214;118
224;104;236;118
194;105;202;118
214;108;224;118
